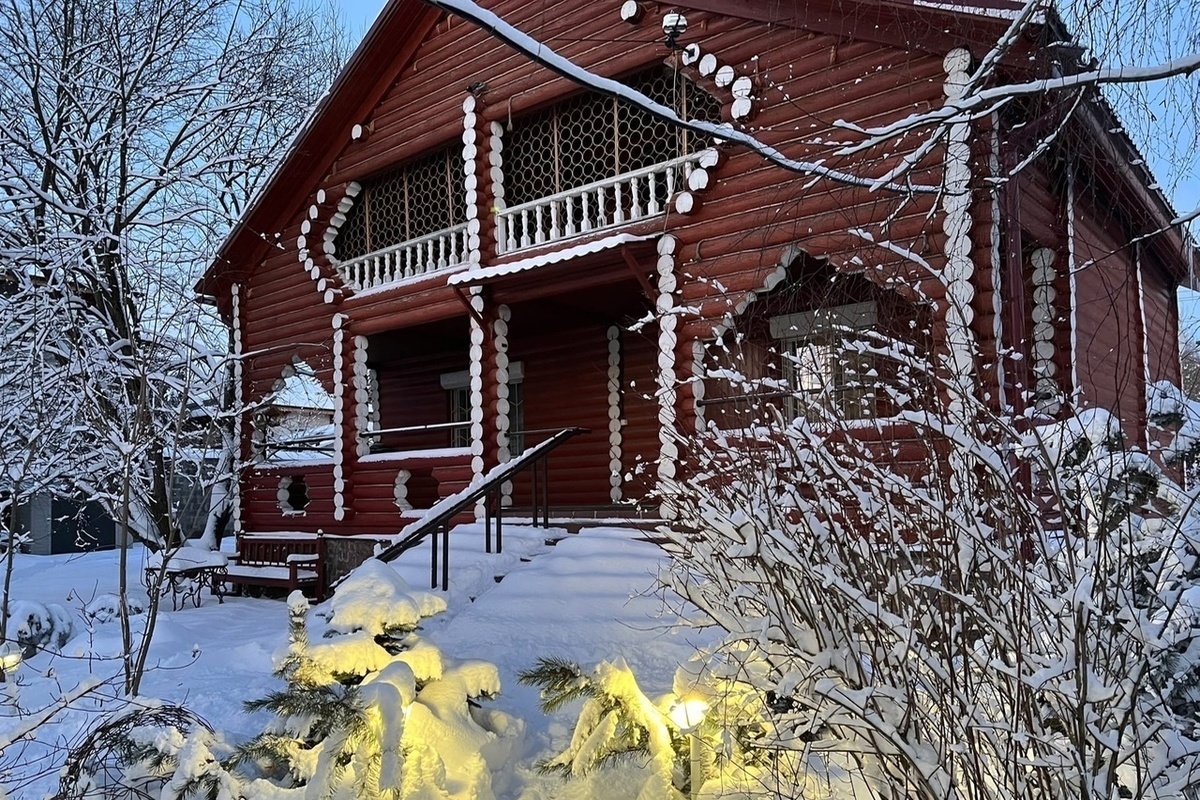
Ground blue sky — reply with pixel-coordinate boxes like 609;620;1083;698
333;0;1200;335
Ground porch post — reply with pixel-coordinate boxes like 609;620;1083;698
606;325;623;503
468;287;502;519
331;313;361;523
940;47;979;414
655;235;681;516
230;282;245;536
493;304;514;506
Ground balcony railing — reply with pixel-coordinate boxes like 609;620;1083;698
335;223;470;292
496;153;700;255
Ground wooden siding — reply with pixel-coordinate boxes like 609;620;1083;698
507;314;617;508
225;0;1183;535
1071;188;1145;438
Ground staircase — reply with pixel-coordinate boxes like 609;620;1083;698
375;427;588;589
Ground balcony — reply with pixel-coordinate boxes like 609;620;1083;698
334;223;469;292
495;153;699;255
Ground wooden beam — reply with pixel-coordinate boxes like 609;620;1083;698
621;245;656;300
454;284;485;326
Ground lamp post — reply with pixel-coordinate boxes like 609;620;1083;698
670;697;709;800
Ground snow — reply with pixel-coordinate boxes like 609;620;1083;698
0;524;710;798
359;446;473;463
446;233;656;285
324;558;447;636
145;546;229;571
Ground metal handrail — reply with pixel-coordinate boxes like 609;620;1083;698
375;427;588;589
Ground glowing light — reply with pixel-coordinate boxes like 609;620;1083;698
0;643;21;675
669;697;709;732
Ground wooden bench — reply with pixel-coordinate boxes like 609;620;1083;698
215;533;327;602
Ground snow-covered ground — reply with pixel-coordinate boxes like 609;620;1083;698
0;524;711;798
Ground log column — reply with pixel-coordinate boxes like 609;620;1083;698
231;282;246;536
940;47;979;415
331;313;358;523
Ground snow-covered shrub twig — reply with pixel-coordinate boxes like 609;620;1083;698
655;337;1200;799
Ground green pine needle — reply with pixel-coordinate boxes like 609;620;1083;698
518;657;596;713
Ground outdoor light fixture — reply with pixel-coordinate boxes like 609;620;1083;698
669;696;709;800
662;10;688;49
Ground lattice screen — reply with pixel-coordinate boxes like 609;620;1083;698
337;144;466;262
505;65;722;208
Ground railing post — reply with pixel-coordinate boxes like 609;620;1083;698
531;457;540;527
442;522;450;591
496;496;503;553
430;526;439;589
541;458;550;528
484;490;493;553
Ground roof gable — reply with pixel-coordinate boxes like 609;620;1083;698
200;0;1028;298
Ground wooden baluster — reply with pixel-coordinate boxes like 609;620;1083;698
426;239;435;273
496;216;508;255
648;171;660;215
666;164;677;200
565;196;577;236
630;175;642;220
534;204;545;245
520;209;531;248
550;200;560;241
596;186;607;228
614;181;625;224
581;193;592;233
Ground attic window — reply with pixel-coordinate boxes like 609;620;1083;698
504;65;721;208
337;143;466;262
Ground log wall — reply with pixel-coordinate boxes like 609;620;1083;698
229;0;1182;534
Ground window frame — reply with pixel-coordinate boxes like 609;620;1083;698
770;302;880;422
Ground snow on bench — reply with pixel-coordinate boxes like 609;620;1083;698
215;533;327;602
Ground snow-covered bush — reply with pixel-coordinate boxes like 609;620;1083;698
232;568;522;800
521;650;820;800
52;703;228;800
58;561;522;799
6;599;76;657
83;593;145;625
654;353;1200;798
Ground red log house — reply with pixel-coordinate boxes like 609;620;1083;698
198;0;1196;540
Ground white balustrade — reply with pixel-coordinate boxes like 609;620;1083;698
335;223;470;291
495;153;701;255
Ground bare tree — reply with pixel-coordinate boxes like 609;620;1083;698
0;0;350;695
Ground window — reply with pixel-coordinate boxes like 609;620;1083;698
278;476;310;515
337;143;466;261
770;302;879;422
441;365;525;452
447;385;471;448
504;66;722;208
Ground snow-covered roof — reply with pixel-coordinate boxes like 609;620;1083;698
447;232;658;286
